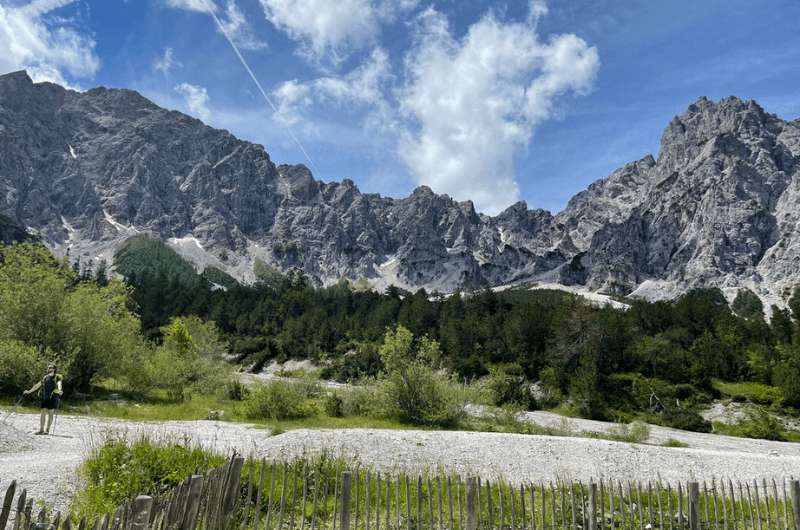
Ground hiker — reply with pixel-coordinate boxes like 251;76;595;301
22;363;63;435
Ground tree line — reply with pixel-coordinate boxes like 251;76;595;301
122;242;800;428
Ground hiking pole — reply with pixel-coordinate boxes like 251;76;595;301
1;394;24;424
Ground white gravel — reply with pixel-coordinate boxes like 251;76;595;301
2;410;800;515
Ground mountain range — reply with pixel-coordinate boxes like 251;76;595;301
1;69;799;306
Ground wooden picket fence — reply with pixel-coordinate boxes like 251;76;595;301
3;456;800;530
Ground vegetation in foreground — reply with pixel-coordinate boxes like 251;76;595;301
73;438;792;530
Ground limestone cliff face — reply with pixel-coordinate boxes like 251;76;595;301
1;70;798;302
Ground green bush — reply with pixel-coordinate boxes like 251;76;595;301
485;363;536;409
725;408;786;441
380;363;465;427
0;339;50;396
242;380;316;420
323;392;343;417
376;325;465;427
339;384;387;418
661;406;711;433
73;437;224;521
607;421;651;443
662;438;689;448
223;380;249;401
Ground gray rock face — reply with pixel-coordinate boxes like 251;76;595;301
1;71;799;302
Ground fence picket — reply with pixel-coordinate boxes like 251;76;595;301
252;463;266;530
300;463;309;530
12;488;26;530
264;462;277;530
570;483;576;530
277;462;289;530
365;473;371;530
0;480;16;530
790;481;800;530
427;478;434;530
499;482;506;530
341;473;352;530
773;479;784;530
521;485;528;530
689;483;700;530
416;476;422;530
466;479;477;530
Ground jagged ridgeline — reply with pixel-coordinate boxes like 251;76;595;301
1;69;800;304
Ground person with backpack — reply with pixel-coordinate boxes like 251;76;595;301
23;363;63;435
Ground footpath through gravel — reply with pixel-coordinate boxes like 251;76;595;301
2;411;800;515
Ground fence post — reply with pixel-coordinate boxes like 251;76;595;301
689;483;700;530
588;482;597;530
222;457;245;524
790;481;800;530
131;496;153;530
466;478;478;530
181;476;204;530
341;472;353;530
13;488;27;530
0;480;16;530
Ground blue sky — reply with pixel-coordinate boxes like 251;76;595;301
2;0;800;214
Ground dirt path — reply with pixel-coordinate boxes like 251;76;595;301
2;411;799;515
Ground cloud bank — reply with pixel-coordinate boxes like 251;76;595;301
268;2;599;214
165;0;267;51
399;7;599;213
259;0;417;63
175;82;211;121
0;0;99;88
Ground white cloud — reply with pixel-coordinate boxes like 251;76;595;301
273;47;392;126
164;0;216;12
259;0;417;63
166;0;267;51
175;82;211;121
397;6;599;214
0;0;99;88
153;47;182;75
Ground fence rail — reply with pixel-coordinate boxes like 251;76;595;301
3;456;800;530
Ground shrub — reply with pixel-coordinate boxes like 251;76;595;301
242;380;316;420
662;438;689;448
73;437;224;521
376;325;465;427
485;363;536;409
536;367;562;408
661;406;711;433
607;421;651;444
223;380;249;401
339;384;387;418
323;392;343;417
380;363;465;427
732;408;786;441
0;340;50;396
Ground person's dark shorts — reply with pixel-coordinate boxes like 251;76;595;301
40;395;60;410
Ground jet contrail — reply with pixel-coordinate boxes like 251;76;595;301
206;5;318;173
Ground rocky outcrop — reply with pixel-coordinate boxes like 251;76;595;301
1;71;798;302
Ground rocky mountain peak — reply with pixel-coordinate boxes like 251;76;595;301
1;73;798;304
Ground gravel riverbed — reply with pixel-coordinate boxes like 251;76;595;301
2;411;799;515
